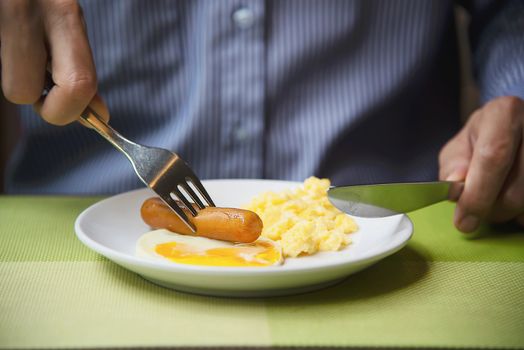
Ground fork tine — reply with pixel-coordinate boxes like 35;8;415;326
181;183;206;210
186;176;216;207
159;194;196;232
172;188;198;217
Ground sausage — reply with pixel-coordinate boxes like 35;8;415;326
140;197;262;243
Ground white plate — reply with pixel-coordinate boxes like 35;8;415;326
75;179;413;297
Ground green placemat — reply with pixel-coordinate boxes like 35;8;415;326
1;196;523;349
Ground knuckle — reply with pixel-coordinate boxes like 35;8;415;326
62;71;97;98
477;140;513;167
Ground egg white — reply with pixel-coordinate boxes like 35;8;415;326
136;229;283;266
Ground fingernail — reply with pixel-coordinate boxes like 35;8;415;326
458;215;480;233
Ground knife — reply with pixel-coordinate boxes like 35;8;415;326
328;181;463;217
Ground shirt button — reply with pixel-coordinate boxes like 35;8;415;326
232;7;255;29
234;127;249;142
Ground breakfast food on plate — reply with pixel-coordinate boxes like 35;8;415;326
137;176;358;266
141;197;262;243
136;229;283;267
244;177;358;258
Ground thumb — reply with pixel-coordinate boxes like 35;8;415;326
78;93;110;129
88;93;110;123
439;130;471;200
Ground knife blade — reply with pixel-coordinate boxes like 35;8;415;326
328;181;463;217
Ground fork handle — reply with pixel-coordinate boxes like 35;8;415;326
79;107;140;158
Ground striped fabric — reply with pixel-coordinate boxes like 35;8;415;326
5;0;524;195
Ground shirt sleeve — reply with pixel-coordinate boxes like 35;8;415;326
468;0;524;103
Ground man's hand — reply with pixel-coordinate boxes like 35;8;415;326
0;0;108;125
439;95;524;233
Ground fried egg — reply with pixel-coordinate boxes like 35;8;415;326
136;229;283;267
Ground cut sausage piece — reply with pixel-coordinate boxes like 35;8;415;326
140;197;262;243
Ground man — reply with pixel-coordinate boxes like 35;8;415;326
1;0;523;233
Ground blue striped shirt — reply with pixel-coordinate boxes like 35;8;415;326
5;0;524;194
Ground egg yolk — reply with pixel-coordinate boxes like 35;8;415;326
155;240;281;267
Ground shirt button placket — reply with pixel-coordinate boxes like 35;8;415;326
220;1;265;178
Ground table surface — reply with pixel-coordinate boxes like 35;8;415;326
1;195;523;350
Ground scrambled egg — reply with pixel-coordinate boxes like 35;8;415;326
244;177;358;257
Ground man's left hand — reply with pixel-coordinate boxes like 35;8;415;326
439;95;524;233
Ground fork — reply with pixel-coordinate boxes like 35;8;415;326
43;74;215;232
80;107;215;232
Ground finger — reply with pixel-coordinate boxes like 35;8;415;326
36;0;97;125
490;110;524;223
438;127;472;182
38;92;110;129
438;127;471;201
455;99;522;232
489;153;524;223
0;1;47;104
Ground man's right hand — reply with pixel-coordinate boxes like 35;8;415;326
0;0;108;125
